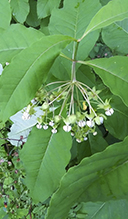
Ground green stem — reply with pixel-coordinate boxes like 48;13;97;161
60;53;73;61
59;87;72;116
71;41;79;81
78;81;105;105
48;84;71;106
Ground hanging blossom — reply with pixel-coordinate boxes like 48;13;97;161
105;108;114;116
21;78;114;142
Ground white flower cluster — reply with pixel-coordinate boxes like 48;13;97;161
21;80;114;142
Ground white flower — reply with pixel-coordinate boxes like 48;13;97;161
49;121;54;127
99;117;104;124
52;128;57;134
76;139;81;143
36;123;42;129
43;124;48;130
84;137;88;141
77;120;86;128
105;108;114;116
22;111;30;120
63;124;72;132
87;120;95;128
93;131;97;136
71;132;74;136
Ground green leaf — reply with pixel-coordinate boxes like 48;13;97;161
49;0;101;73
117;17;128;32
76;200;128;219
0;24;44;63
37;0;61;19
80;0;128;41
20;126;72;203
104;95;128;140
0;0;11;29
102;22;128;55
10;0;30;23
0;35;74;123
26;0;41;27
89;128;108;154
46;136;128;219
80;56;128;107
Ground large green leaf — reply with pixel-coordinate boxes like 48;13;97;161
102;21;128;55
0;0;11;29
37;0;61;19
49;0;101;74
0;24;44;63
10;0;29;23
20;126;72;202
79;56;128;107
80;0;128;41
74;200;128;219
46;136;128;219
0;35;74;123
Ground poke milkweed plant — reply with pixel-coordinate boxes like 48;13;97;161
0;0;128;218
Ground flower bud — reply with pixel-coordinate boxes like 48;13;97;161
42;102;49;110
54;115;61;123
64;114;77;124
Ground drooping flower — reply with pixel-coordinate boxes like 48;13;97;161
43;124;48;130
36;123;42;129
87;120;95;128
49;120;54;127
52;128;57;134
77;120;86;128
63;124;72;132
76;139;81;143
105;108;114;116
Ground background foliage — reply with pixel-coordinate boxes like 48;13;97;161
0;0;128;218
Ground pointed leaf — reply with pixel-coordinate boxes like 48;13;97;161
0;35;74;123
80;0;128;40
10;0;29;23
46;136;128;219
0;0;11;29
20;126;72;202
37;0;61;19
79;56;128;107
0;24;44;63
